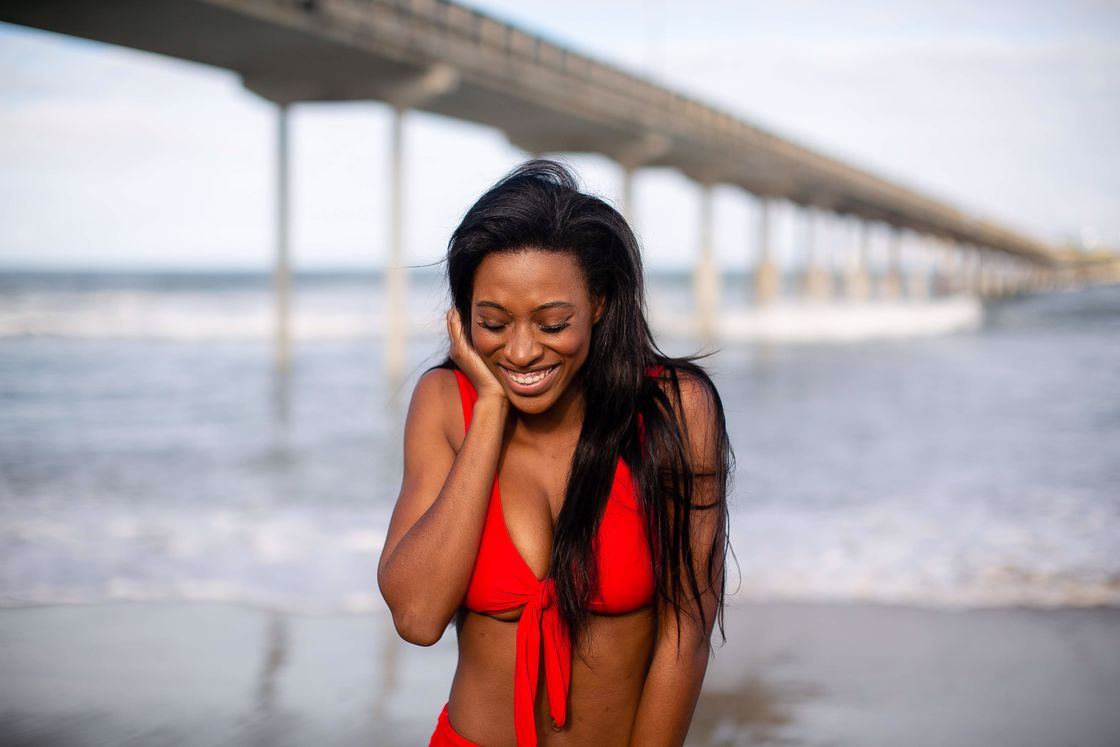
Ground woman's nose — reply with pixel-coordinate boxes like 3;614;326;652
507;324;543;367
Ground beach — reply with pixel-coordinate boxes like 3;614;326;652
1;273;1118;745
2;600;1118;746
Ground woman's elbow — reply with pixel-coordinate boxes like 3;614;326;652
377;578;446;647
388;606;449;647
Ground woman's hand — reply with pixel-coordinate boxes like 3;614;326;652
447;308;506;403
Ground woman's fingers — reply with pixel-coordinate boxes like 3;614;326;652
446;307;459;349
447;308;470;362
447;307;506;401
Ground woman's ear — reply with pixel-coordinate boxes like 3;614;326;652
592;296;606;325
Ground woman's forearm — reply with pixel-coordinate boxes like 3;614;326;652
628;616;713;746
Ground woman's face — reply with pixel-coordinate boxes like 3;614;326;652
469;249;603;416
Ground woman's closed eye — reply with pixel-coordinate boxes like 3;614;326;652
476;320;571;333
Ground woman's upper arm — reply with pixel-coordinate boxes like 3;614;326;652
656;368;728;620
668;369;723;478
379;368;461;573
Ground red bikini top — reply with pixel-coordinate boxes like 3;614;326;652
453;369;656;747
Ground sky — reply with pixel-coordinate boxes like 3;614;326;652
0;0;1117;271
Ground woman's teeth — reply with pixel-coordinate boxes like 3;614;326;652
505;366;555;385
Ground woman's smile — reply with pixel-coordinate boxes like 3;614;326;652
499;363;559;394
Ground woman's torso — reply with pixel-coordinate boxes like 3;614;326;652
444;369;657;746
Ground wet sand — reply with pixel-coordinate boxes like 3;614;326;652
1;600;1117;746
697;601;1120;746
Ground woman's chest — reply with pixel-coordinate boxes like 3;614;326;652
494;436;577;575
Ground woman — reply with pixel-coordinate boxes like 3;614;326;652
377;160;732;746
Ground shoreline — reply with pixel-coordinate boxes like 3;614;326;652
2;599;1118;746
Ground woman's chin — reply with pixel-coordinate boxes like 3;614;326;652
507;392;553;415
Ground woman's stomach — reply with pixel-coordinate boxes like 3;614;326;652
448;605;656;746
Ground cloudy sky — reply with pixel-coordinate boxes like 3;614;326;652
0;0;1117;271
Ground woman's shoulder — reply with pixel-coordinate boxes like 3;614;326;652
647;360;726;473
415;364;460;391
648;361;721;408
648;360;723;439
409;366;466;443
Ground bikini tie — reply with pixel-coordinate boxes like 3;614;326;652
513;577;570;747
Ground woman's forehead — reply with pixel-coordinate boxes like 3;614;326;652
472;250;591;304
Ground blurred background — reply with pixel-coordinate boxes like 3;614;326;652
1;1;1118;746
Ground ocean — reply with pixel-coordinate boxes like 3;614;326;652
1;269;1118;617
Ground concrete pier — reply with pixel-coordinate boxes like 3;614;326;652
385;106;407;384
755;198;780;306
845;218;872;300
3;0;1113;360
694;183;719;338
273;103;292;373
802;207;831;301
882;226;903;300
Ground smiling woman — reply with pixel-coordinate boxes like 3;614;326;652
377;160;733;747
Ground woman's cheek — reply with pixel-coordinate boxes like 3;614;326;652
471;333;502;358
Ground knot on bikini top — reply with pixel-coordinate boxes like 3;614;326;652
514;575;569;746
536;578;555;610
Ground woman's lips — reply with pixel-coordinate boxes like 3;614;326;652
500;364;559;394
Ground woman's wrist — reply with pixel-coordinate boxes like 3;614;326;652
473;392;510;418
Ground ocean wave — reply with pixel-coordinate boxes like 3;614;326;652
0;293;447;341
0;506;391;616
728;502;1120;609
0;291;983;342
651;296;984;343
2;501;1117;614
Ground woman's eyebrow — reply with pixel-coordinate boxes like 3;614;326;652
474;300;575;312
474;301;510;313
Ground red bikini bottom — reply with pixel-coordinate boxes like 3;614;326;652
428;703;484;747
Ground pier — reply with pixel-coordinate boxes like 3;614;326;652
3;0;1117;376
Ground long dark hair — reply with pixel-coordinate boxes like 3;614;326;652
444;159;733;649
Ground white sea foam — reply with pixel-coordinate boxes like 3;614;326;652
728;500;1120;608
0;291;446;341
1;499;1116;614
652;296;983;343
0;281;981;342
0;505;391;615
